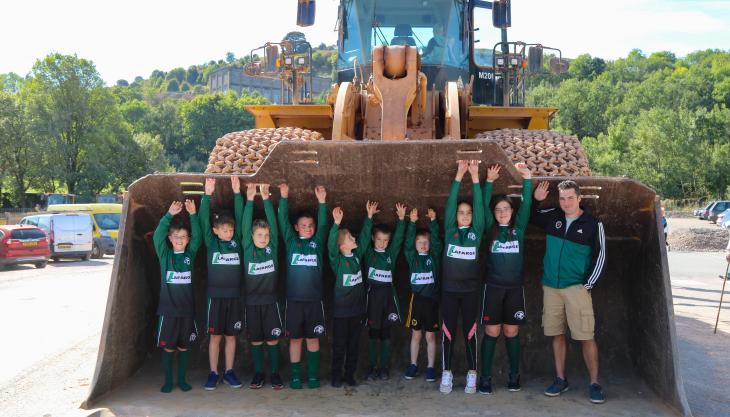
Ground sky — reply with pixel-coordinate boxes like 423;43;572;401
1;0;729;85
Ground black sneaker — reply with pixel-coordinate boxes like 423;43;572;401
249;372;265;389
331;374;342;388
544;377;569;397
366;367;379;381
344;374;358;387
379;367;390;380
270;373;284;390
507;374;521;392
589;383;606;404
478;376;493;395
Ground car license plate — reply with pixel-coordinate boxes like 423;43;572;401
22;241;38;246
58;243;72;249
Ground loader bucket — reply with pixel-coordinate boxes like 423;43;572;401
85;139;689;416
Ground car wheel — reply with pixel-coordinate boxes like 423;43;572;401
35;262;47;269
52;256;60;262
91;243;102;259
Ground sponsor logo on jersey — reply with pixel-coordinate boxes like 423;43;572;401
234;321;242;330
410;272;435;285
368;267;393;283
248;259;275;275
446;244;477;260
212;252;240;265
514;311;525;320
291;253;318;266
272;327;282;337
343;271;363;287
165;270;192;284
388;313;399;322
555;221;563;229
491;240;520;254
313;325;325;335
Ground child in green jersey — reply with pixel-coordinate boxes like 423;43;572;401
479;162;532;395
328;202;377;387
200;177;244;391
241;183;284;390
403;207;442;383
153;199;201;393
277;183;329;389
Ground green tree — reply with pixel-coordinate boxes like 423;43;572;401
166;79;180;92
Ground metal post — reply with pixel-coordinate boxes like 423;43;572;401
714;262;729;334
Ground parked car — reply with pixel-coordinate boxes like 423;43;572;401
722;214;730;230
694;202;712;217
20;213;93;261
705;201;730;222
0;225;51;270
47;203;122;258
716;208;730;226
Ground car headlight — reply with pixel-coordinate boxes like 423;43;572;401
99;229;110;237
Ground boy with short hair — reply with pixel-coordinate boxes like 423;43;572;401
153;199;201;393
200;176;244;390
277;183;329;389
403;207;442;382
328;202;378;387
241;183;284;390
365;202;407;381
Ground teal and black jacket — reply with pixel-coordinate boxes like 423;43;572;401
530;205;606;290
241;198;279;306
404;219;442;300
200;193;244;298
328;218;373;318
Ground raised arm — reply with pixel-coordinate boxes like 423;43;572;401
185;199;202;255
328;207;343;265
356;200;377;259
469;160;485;236
530;181;554;229
260;184;278;253
277;184;295;245
387;203;407;258
199;178;216;247
584;221;607;290
242;183;256;249
153;202;180;258
483;164;500;231
314;185;329;246
445;161;468;235
232;176;244;242
404;208;418;265
513;163;533;238
428;208;442;256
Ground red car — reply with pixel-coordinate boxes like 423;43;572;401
0;225;51;270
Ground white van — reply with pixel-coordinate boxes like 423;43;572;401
20;213;94;261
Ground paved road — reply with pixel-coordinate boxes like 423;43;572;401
0;249;728;417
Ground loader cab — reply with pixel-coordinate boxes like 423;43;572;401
334;0;508;105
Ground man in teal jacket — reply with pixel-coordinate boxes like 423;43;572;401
532;180;606;405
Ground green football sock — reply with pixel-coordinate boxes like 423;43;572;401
369;338;379;368
380;339;391;369
251;344;264;374
307;350;321;388
481;335;498;378
268;344;280;373
160;350;174;393
290;362;302;389
177;350;192;392
505;335;521;376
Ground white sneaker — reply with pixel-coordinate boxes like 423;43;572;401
465;370;477;394
440;370;453;394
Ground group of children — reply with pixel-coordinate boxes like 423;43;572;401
154;160;533;396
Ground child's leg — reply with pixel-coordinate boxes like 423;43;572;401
461;292;480;372
344;317;361;381
289;338;303;389
209;335;222;373
177;348;192;391
440;293;458;371
368;328;381;369
332;318;347;378
482;325;501;379
410;329;423;365
251;341;265;375
379;326;392;370
266;340;280;375
161;348;175;393
503;324;520;377
425;331;437;368
224;335;236;372
305;337;321;388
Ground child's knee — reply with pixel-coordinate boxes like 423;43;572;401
266;340;279;346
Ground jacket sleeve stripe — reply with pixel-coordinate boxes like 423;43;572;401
585;222;606;288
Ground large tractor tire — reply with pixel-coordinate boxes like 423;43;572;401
475;129;591;177
205;127;324;174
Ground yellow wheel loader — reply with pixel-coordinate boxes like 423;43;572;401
86;1;689;415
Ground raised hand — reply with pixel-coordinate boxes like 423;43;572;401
168;201;183;216
259;184;271;200
278;183;289;198
487;164;501;183
204;178;216;195
314;185;327;203
409;208;418;223
366;200;380;219
395;202;407;220
534;181;550;201
184;199;196;215
246;183;257;201
455;160;469;181
467;160;480;181
427;208;437;221
332;207;344;225
515;162;531;180
231;176;240;193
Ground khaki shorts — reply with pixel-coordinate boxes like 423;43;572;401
542;284;595;340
